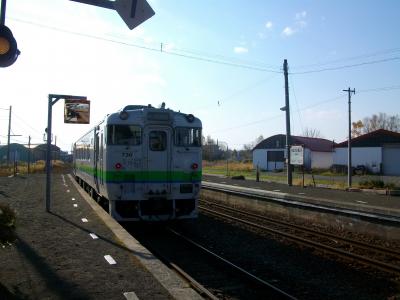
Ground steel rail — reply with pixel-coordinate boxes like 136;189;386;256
199;205;400;275
202;199;400;259
167;227;298;300
135;235;219;300
201;183;400;224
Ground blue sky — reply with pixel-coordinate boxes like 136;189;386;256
1;0;399;151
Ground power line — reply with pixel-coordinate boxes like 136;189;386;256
209;113;283;134
209;82;400;135
12;111;43;135
11;17;282;73
291;47;400;70
358;85;400;93
291;57;400;75
289;76;304;134
194;73;279;111
172;45;281;70
210;94;345;134
10;17;400;75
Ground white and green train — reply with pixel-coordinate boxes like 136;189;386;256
73;104;202;221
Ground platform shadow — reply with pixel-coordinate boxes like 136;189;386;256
15;235;91;299
49;211;154;261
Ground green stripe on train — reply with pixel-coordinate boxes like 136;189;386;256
75;164;202;182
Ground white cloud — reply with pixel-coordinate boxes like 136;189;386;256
281;11;308;37
296;11;307;20
265;21;273;29
234;46;248;54
295;11;307;28
282;26;296;37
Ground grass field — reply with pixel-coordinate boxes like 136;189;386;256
202;160;400;190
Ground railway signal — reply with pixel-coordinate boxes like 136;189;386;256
0;25;20;67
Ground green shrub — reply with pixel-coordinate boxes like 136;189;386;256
0;203;16;244
359;180;385;189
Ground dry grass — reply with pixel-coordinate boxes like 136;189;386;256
0;160;71;177
202;160;254;172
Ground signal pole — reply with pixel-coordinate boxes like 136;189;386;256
283;59;292;186
7;105;11;166
343;87;355;188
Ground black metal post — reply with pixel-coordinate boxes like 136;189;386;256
7;105;11;167
1;0;6;25
46;95;54;212
46;94;87;212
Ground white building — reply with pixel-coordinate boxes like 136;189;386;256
333;129;400;175
252;134;335;171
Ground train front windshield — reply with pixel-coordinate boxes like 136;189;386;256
107;125;142;145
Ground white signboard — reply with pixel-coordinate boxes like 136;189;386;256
290;145;304;165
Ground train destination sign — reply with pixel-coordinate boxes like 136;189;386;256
64;99;91;124
290;145;304;166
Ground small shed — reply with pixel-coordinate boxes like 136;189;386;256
32;144;61;161
333;129;400;175
252;134;335;171
0;143;31;163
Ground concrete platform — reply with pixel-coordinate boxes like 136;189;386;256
0;173;202;300
202;174;400;218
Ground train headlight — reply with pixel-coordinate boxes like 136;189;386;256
115;163;122;169
119;110;129;120
191;163;198;170
186;114;195;123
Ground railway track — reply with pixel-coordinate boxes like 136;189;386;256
127;224;298;300
199;199;400;276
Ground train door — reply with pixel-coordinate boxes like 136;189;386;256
144;126;171;195
94;131;100;192
99;131;104;185
73;143;76;175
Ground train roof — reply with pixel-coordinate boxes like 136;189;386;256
106;104;202;127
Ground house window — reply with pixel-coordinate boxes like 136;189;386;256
267;151;284;162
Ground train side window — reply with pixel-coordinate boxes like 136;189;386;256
107;125;142;145
175;127;202;147
149;131;166;151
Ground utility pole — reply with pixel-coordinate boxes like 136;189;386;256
28;135;31;174
7;105;11;166
282;59;292;186
343;87;355;188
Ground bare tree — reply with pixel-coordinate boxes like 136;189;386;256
240;135;264;161
351;120;364;137
356;113;400;134
302;127;323;138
